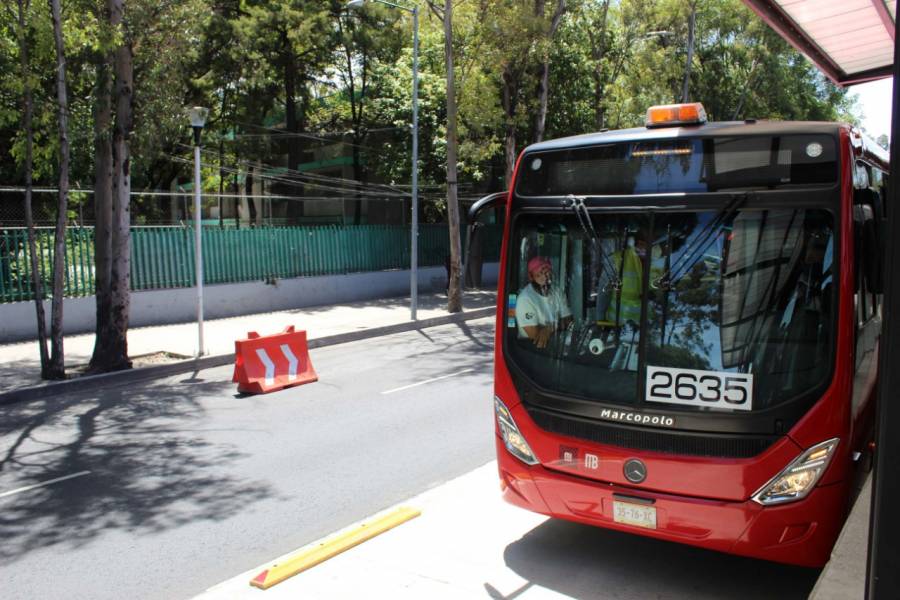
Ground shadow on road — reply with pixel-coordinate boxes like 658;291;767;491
0;377;274;563
497;518;820;599
0;356;45;396
0;315;498;569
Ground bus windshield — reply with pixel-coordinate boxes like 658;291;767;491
506;208;835;412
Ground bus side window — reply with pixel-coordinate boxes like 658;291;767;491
853;200;880;323
852;205;868;325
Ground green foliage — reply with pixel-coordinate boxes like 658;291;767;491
0;0;867;220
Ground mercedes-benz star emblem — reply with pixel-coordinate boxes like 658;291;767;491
623;458;647;483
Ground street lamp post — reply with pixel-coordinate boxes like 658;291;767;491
188;106;209;356
347;0;419;320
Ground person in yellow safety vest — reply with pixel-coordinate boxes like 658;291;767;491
517;256;573;348
606;235;643;325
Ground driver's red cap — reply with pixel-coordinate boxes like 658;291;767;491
527;256;552;274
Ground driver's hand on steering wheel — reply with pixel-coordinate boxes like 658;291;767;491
535;326;553;349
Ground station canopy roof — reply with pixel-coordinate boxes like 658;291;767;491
742;1;896;86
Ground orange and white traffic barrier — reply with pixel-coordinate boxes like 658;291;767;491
232;325;318;394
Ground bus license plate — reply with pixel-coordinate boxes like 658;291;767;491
613;501;657;529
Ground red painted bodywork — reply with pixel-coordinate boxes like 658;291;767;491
492;126;874;567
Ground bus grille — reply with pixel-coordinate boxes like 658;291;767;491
527;407;779;458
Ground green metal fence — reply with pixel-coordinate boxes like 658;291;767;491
0;224;501;303
0;226;95;303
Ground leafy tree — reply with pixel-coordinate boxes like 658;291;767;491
6;0;50;376
48;0;71;379
0;0;875;369
233;1;336;178
332;1;404;223
424;0;464;311
90;0;135;372
475;0;570;185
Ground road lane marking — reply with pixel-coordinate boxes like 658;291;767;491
0;470;91;499
380;368;475;395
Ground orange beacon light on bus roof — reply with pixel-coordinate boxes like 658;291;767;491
645;102;708;127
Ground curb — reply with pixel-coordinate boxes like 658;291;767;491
0;307;495;407
249;506;421;589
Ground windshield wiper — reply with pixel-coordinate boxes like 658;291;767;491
653;193;748;290
565;194;622;291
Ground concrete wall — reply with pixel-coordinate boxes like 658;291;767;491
0;264;499;343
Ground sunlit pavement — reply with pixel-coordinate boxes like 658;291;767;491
194;461;822;600
193;462;552;600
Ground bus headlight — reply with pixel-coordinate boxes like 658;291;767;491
752;438;839;505
495;397;539;465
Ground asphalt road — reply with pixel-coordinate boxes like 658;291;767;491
0;318;497;600
0;317;821;599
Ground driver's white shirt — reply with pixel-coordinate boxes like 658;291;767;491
516;283;572;339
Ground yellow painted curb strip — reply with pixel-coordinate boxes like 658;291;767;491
249;506;421;590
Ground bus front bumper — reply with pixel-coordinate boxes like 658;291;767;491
496;437;846;568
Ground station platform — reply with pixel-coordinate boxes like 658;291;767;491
193;461;859;600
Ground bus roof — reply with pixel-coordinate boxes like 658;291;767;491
523;120;848;156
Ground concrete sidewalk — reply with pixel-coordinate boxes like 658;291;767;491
0;289;497;400
810;475;871;599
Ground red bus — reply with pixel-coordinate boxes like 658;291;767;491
480;103;889;567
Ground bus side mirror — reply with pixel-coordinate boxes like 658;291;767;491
464;191;507;289
467;191;508;223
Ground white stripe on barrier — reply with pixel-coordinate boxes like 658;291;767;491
280;344;299;381
255;348;276;385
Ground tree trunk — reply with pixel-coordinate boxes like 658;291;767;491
588;0;610;131
48;0;69;379
502;66;518;188
282;32;302;222
217;88;227;229
681;1;696;103
88;38;115;372
107;0;133;371
340;17;366;225
12;0;50;376
245;166;256;224
442;0;462;312
533;62;551;143
253;160;264;226
732;57;760;120
592;67;605;130
352;142;363;225
533;0;566;143
234;152;240;229
218;143;224;228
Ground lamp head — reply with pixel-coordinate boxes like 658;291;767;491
346;0;366;9
188;106;209;129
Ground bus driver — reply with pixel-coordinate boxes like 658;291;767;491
516;256;572;349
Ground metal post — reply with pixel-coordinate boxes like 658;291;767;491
410;6;419;321
867;16;900;598
193;133;205;356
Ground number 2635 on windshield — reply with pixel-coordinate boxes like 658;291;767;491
646;366;753;411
